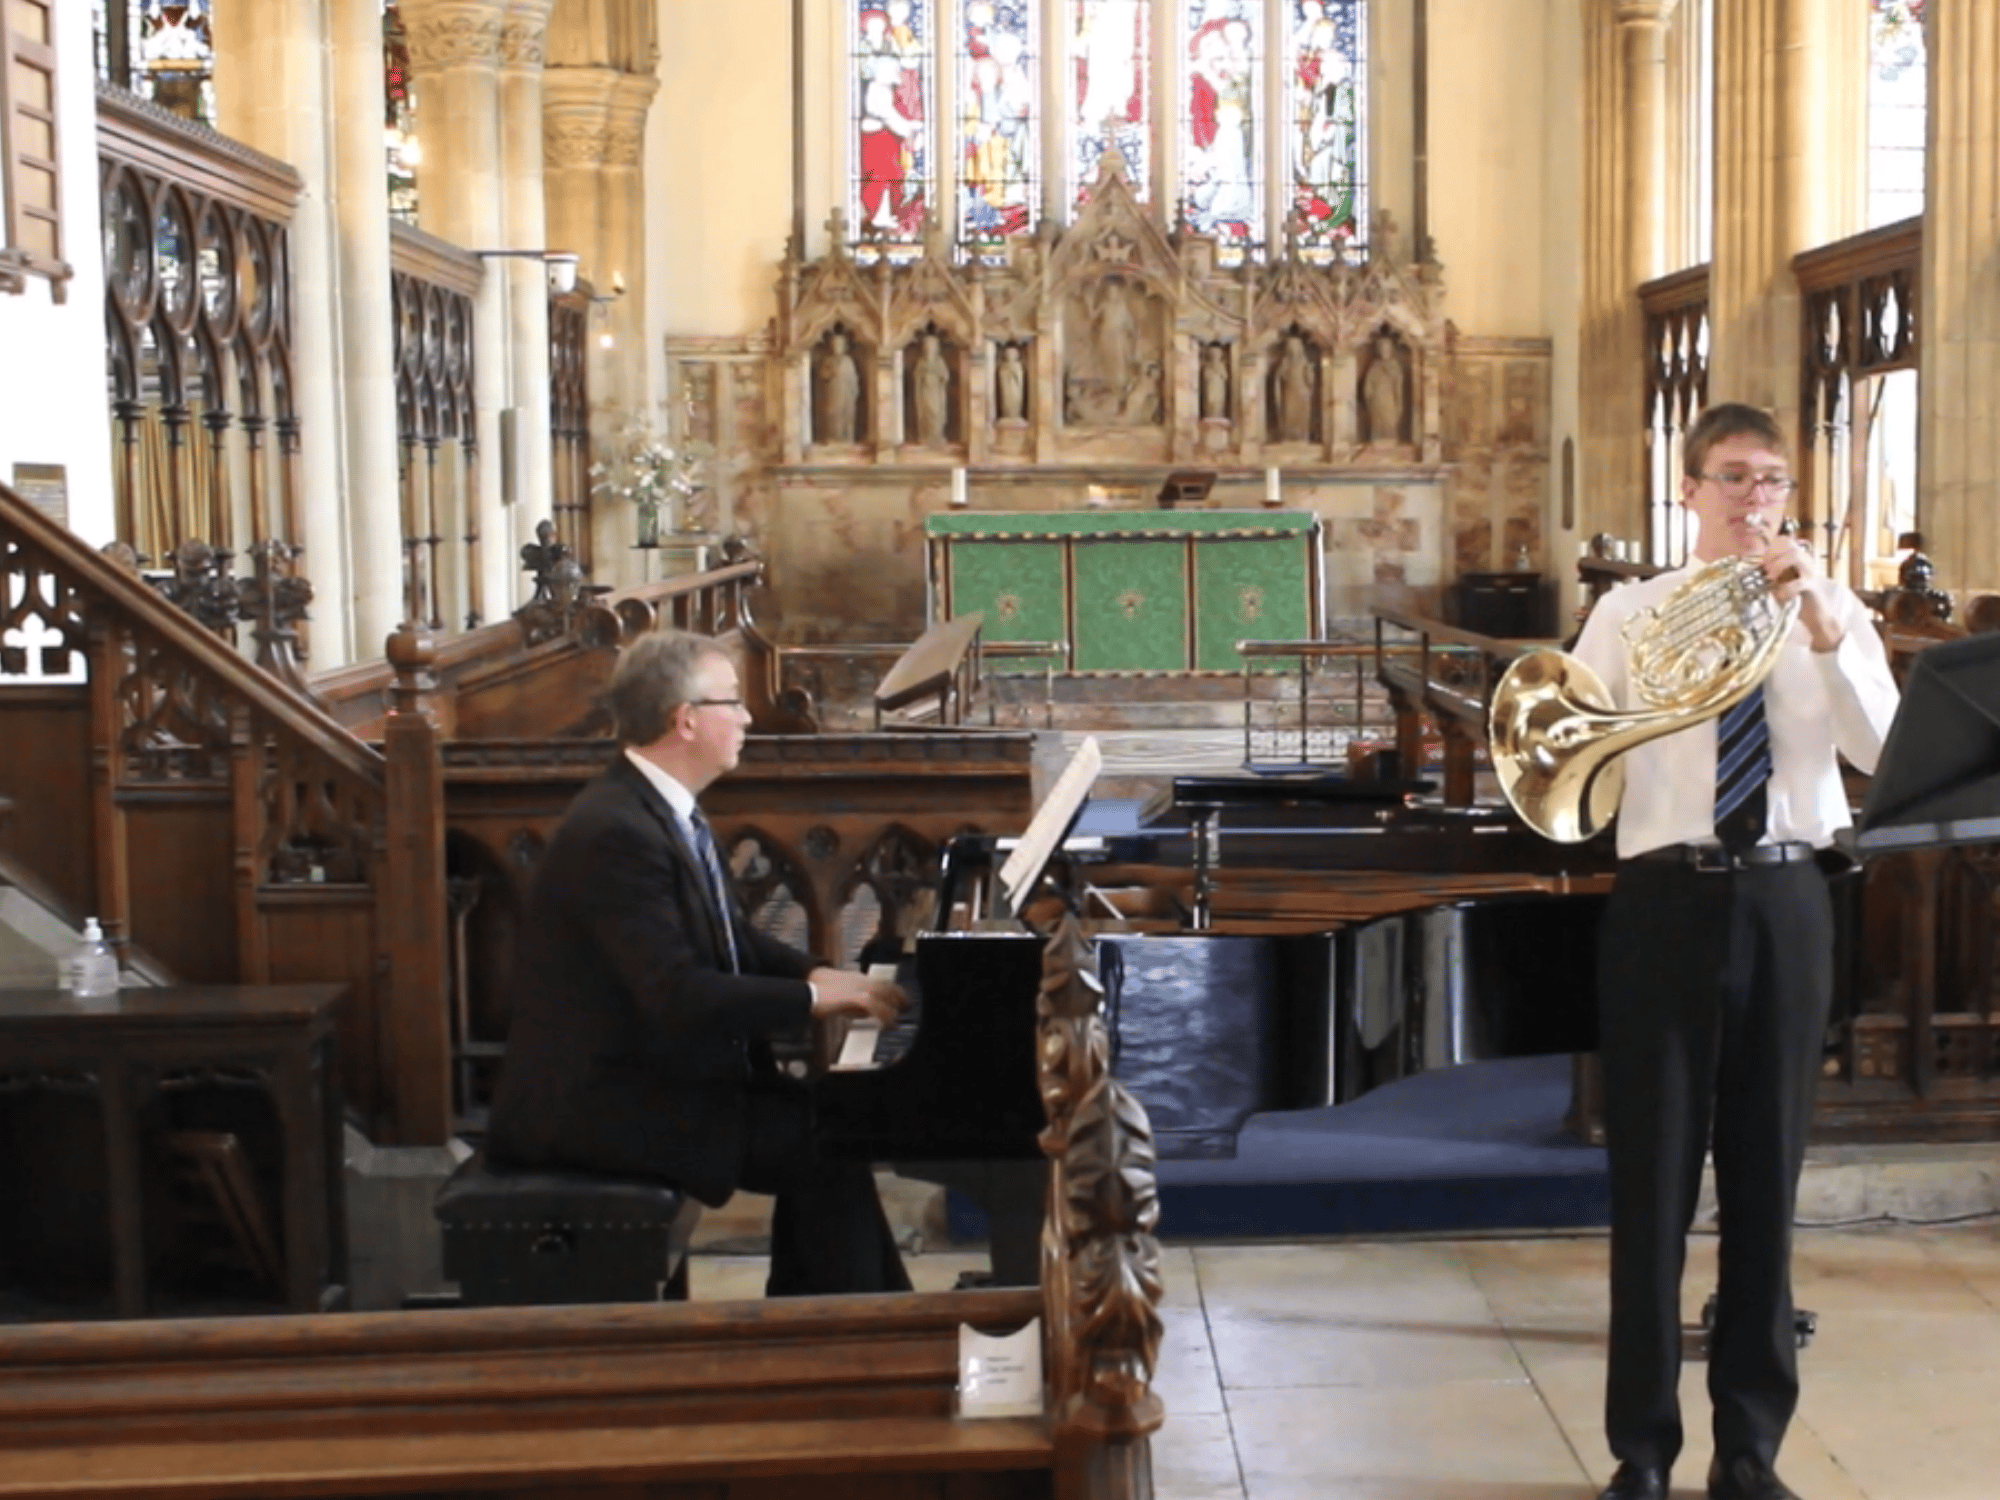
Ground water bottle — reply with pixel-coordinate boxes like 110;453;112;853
65;917;121;1001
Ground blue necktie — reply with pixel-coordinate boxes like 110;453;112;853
1714;685;1771;855
688;809;740;973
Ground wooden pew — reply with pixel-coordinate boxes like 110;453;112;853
0;884;1166;1500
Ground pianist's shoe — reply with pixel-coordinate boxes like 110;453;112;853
1597;1461;1669;1500
1708;1453;1803;1500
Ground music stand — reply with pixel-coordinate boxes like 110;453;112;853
997;735;1104;918
1853;632;2000;855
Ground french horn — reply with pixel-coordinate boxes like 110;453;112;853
1489;553;1800;843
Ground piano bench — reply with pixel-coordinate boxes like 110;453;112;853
434;1152;702;1307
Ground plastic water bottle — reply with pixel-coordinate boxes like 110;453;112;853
65;918;121;1001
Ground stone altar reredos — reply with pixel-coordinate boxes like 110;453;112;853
661;155;1553;642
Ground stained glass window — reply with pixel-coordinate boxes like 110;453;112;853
384;1;420;225
958;0;1040;253
852;0;935;254
1071;0;1151;205
94;1;214;124
1180;1;1262;258
1286;0;1366;259
1867;0;1924;228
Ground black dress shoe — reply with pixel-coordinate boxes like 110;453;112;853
1708;1453;1802;1500
1598;1461;1669;1500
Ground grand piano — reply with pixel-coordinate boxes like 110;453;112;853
814;759;1614;1279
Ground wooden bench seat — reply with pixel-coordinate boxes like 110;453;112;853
0;1290;1054;1499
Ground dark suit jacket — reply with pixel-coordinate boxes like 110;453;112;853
485;755;818;1205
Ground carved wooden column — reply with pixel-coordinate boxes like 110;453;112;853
1919;3;2000;594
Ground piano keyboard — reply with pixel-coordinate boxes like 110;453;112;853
831;962;922;1070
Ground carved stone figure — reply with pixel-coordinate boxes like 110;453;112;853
996;343;1027;421
1200;343;1230;420
819;331;860;444
1093;278;1137;399
913;332;950;446
1274;334;1314;443
1120;361;1162;426
1363;334;1406;445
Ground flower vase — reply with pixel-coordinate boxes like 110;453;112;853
635;499;662;547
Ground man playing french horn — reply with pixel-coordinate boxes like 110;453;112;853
1574;404;1899;1500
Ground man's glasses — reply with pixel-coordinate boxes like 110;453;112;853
1696;470;1798;502
687;697;746;711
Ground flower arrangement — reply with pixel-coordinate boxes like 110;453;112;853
591;429;709;546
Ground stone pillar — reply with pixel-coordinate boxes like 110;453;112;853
499;0;557;606
212;1;356;663
1708;0;1808;423
328;0;408;657
402;0;510;622
1577;1;1671;550
1918;3;2000;593
544;6;661;583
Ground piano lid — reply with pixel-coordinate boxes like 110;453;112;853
1137;772;1434;831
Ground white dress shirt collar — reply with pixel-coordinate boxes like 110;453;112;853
623;747;699;825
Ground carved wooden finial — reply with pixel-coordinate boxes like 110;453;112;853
825;206;851;261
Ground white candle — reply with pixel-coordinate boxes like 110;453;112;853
951;467;968;507
1264;466;1282;505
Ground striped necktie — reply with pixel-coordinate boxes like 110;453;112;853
1714;684;1771;855
687;809;740;973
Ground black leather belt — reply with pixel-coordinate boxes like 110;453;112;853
1631;841;1818;874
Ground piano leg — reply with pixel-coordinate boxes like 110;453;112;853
894;1160;1047;1287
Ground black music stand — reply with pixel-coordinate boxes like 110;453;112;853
1852;632;2000;855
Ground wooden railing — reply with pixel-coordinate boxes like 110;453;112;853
0;479;454;1147
1370;603;1535;805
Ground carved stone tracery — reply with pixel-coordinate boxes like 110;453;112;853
778;154;1445;466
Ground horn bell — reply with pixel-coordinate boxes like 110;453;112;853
1489;649;1627;843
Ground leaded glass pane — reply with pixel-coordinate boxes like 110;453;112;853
385;1;420;225
959;0;1040;253
136;0;215;125
1071;0;1151;205
852;0;935;254
1287;0;1367;260
1867;0;1924;229
1180;1;1262;260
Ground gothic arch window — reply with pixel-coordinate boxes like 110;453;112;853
1867;0;1925;228
845;0;1368;265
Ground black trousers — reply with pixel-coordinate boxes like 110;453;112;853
1597;856;1833;1475
739;1076;912;1297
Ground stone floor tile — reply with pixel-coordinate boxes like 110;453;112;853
1206;1304;1529;1391
1153;1412;1246;1500
1193;1241;1500;1319
1797;1368;2000;1500
1791;1225;1996;1316
1226;1377;1592;1494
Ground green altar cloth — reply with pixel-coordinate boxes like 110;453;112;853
926;510;1321;673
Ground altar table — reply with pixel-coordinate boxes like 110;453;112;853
926;509;1323;673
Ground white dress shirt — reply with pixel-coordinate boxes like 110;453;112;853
1571;564;1901;860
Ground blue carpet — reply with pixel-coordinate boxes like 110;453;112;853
946;1054;1610;1243
1155;1055;1609;1239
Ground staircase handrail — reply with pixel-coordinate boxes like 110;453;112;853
0;480;384;789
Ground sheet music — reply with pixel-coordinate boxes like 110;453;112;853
997;735;1104;915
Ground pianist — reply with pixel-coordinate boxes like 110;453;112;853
486;630;913;1295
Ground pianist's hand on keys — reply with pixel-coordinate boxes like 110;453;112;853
833;963;905;1070
808;962;907;1027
